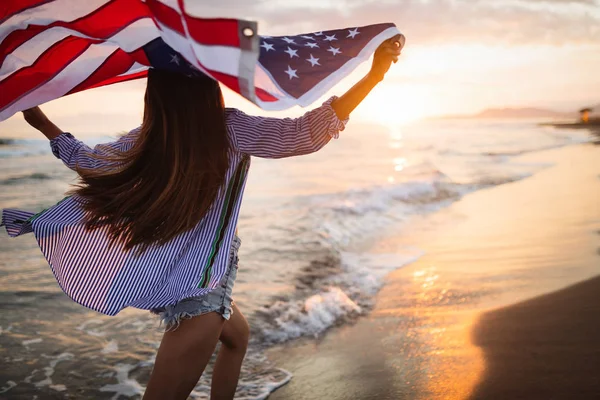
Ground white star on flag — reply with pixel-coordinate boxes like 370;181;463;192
324;34;337;41
300;35;313;40
327;46;341;56
282;37;296;44
169;54;180;65
347;28;360;38
306;54;320;66
284;46;299;58
314;31;323;36
261;42;274;51
285;65;298;79
305;42;319;48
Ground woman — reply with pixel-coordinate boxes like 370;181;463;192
12;36;401;399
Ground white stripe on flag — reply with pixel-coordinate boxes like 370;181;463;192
156;0;181;12
1;20;159;80
104;18;159;51
0;42;118;119
0;0;112;42
0;27;73;80
254;64;286;99
117;62;148;77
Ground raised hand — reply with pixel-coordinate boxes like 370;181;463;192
369;34;403;82
22;106;63;140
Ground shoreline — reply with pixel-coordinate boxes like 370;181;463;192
541;121;600;136
267;141;600;399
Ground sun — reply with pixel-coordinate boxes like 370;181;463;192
357;83;431;125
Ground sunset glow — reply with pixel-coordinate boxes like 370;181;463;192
1;0;598;137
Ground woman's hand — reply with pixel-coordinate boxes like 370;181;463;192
330;34;404;120
23;107;50;130
22;106;63;140
368;34;403;83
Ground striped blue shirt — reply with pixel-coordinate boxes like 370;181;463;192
1;97;347;316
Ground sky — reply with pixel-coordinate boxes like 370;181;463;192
2;0;599;134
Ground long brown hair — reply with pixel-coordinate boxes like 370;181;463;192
72;69;230;251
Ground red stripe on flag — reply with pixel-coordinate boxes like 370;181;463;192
128;47;150;66
146;0;184;36
0;0;53;23
67;48;135;95
181;16;240;47
0;0;150;67
81;70;148;91
147;0;240;47
255;88;278;102
177;0;239;47
0;36;95;110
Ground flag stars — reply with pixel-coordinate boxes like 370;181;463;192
284;46;299;58
282;37;296;44
327;46;341;56
305;42;319;48
169;54;180;65
300;35;313;40
324;34;337;41
285;65;298;79
314;31;323;36
306;54;320;67
347;28;360;38
261;41;275;52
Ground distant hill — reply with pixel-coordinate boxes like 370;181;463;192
436;107;575;120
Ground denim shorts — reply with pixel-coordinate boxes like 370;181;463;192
151;236;241;331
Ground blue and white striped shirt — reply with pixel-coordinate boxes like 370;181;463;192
1;97;347;316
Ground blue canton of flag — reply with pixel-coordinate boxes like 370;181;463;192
257;23;401;100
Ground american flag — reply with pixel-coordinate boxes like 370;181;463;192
0;0;404;121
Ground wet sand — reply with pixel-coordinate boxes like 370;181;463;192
471;276;600;399
268;142;600;399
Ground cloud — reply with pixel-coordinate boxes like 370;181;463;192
186;0;600;46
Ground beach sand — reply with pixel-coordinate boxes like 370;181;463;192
268;142;600;399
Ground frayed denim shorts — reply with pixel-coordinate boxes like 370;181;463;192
151;236;241;331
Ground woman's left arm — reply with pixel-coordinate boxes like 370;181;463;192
22;106;138;173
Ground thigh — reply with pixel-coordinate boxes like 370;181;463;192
162;310;225;353
219;304;250;350
144;312;225;400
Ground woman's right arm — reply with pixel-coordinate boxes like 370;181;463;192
22;106;137;172
227;96;347;159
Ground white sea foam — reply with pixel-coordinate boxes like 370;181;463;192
77;318;107;337
0;380;17;394
255;249;422;344
336;250;424;296
256;287;360;344
99;364;145;400
22;338;43;346
189;349;292;400
101;340;119;354
23;353;73;390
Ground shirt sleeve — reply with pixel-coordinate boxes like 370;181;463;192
50;128;140;172
226;96;348;159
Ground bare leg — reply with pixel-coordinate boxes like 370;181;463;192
211;304;250;400
143;312;225;400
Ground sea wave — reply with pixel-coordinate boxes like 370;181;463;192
1;173;53;185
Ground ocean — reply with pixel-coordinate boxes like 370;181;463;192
0;117;592;399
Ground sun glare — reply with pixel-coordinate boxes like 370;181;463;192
357;83;431;126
